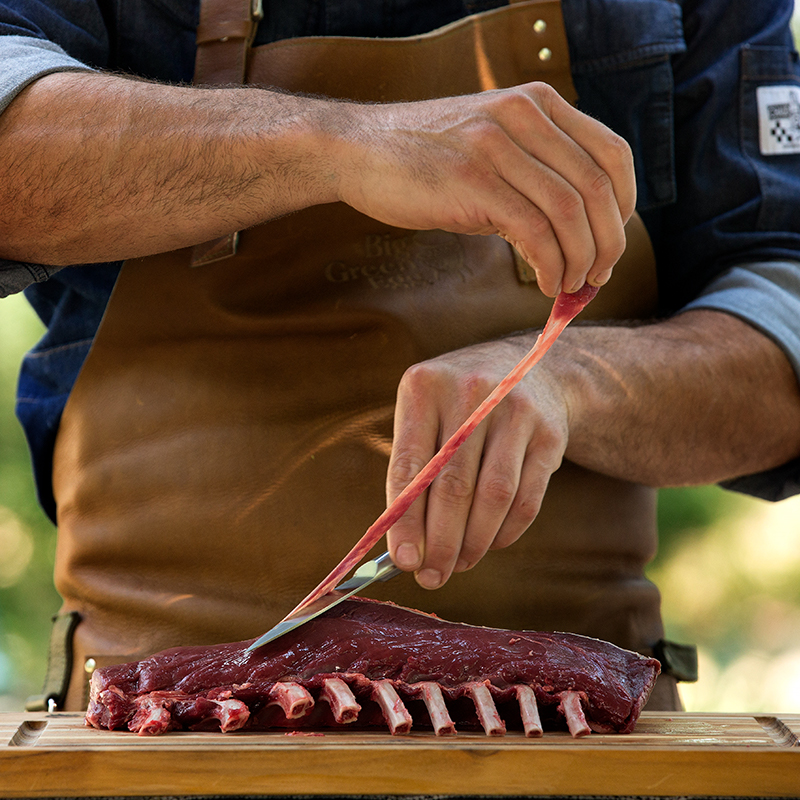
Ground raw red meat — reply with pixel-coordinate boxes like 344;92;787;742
86;596;659;738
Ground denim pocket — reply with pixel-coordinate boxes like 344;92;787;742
740;44;800;232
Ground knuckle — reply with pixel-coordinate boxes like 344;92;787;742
457;542;488;570
503;387;537;417
434;467;476;504
534;426;566;465
387;452;427;489
529;81;559;109
552;186;585;223
461;373;495;406
422;537;460;568
507;494;542;529
479;474;517;510
466;118;509;161
441;368;496;411
607;130;634;168
586;167;615;202
399;361;437;394
495;87;533;117
598;226;627;267
523;206;556;240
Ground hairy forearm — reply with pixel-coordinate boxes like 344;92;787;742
0;72;341;264
0;72;633;294
386;305;800;584
548;309;800;486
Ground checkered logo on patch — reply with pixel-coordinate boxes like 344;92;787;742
757;85;800;155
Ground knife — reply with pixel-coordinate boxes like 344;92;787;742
245;550;401;652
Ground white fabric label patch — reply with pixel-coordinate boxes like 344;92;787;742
757;85;800;156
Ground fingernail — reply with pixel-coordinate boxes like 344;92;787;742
417;568;442;589
567;279;585;294
395;542;419;569
455;558;471;572
592;268;613;286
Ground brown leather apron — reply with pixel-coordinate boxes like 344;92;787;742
51;0;679;711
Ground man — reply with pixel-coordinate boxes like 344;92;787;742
2;0;800;712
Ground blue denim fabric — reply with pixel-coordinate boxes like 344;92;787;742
1;0;799;517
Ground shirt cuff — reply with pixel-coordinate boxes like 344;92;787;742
0;261;64;298
0;35;95;115
683;259;800;501
684;260;800;383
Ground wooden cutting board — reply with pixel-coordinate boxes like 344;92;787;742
1;711;798;797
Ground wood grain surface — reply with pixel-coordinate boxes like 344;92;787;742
1;711;798;797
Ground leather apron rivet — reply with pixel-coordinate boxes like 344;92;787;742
538;47;552;61
533;19;547;34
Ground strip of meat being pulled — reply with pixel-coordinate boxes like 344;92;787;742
86;597;660;738
287;284;601;615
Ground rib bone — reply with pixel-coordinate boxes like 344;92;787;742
465;680;506;736
267;681;315;719
559;690;591;738
413;681;456;736
131;696;174;736
371;680;413;735
320;677;361;724
208;697;250;732
515;684;543;738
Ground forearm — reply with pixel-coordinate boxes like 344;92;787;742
0;72;341;264
0;72;633;294
550;309;800;486
386;305;800;586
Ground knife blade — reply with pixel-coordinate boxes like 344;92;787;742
246;550;401;652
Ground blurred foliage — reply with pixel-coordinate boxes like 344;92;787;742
0;294;61;710
652;489;800;712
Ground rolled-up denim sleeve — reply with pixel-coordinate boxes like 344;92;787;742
683;261;800;501
0;259;66;299
0;35;92;297
0;2;109;296
0;35;94;114
642;0;800;501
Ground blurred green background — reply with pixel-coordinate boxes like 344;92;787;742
2;8;800;711
0;296;61;711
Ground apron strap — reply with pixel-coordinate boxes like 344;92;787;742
191;0;263;262
192;0;538;87
194;0;263;85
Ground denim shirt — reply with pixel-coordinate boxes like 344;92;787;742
1;0;800;519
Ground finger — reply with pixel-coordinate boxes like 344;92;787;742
536;84;637;224
386;367;441;573
415;419;489;589
490;426;565;551
493;151;597;296
454;412;527;573
493;90;629;292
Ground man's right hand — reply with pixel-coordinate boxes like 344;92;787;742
331;82;636;297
